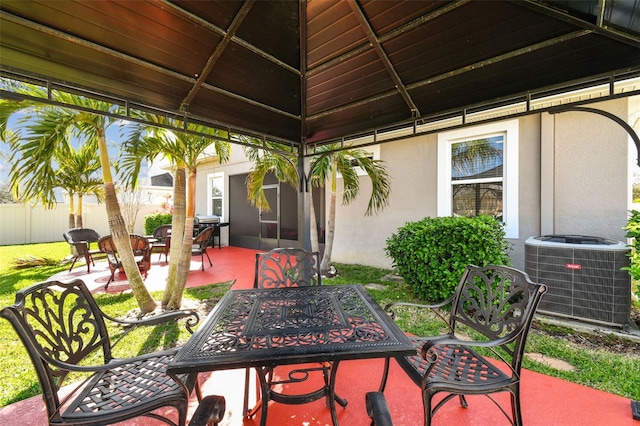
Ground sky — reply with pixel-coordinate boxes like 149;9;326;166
0;113;151;187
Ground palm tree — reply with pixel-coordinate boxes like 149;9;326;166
120;121;231;309
244;141;391;274
56;143;104;228
0;90;156;313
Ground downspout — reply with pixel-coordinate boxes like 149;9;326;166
548;106;640;166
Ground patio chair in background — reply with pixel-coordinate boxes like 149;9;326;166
191;227;215;271
63;228;101;273
253;247;322;288
0;279;202;426
151;224;172;262
384;264;547;426
244;248;346;416
98;234;152;289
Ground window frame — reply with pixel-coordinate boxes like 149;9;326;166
437;120;519;239
207;172;225;221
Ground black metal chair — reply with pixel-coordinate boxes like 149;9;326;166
98;234;152;289
244;248;346;416
191;227;215;271
0;279;201;426
151;224;172;262
366;392;395;426
63;228;102;273
253;247;322;288
384;264;547;426
189;395;226;426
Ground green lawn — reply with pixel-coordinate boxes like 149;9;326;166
0;243;638;408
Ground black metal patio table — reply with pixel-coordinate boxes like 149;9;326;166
167;284;415;426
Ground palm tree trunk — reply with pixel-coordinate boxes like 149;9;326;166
320;162;337;274
68;194;75;230
163;166;186;308
166;168;197;310
98;129;156;313
309;186;319;253
76;194;84;228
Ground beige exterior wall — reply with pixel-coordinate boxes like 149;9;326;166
195;146;253;247
332;134;438;268
547;98;630;242
332;98;634;270
534;99;626;251
192;96;637;271
511;114;541;269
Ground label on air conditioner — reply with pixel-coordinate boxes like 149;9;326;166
566;263;582;270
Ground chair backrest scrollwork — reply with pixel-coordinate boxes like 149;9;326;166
450;265;547;371
0;280;112;420
254;248;322;289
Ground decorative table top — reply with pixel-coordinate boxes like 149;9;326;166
168;284;414;374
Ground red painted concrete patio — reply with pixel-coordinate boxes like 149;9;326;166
0;246;637;425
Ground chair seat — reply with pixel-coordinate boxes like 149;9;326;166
396;336;512;391
62;351;194;423
151;241;170;262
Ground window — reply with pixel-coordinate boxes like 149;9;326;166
207;172;224;220
437;120;518;238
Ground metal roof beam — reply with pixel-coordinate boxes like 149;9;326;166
307;0;469;76
306;69;640;151
0;67;301;150
347;0;419;118
1;8;299;124
159;0;300;75
180;0;255;111
308;30;590;121
517;0;640;47
0;10;194;86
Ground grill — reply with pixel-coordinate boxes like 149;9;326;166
193;215;229;249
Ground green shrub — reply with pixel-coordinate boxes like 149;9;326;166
144;213;172;235
622;210;640;300
385;215;511;302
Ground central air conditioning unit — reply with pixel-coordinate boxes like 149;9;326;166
524;235;631;327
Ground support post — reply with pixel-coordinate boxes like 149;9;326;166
298;149;312;251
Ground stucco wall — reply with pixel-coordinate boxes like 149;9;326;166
510;114;542;270
331;98;633;271
332;134;438;268
193;97;636;272
550;98;629;243
195;146;253;247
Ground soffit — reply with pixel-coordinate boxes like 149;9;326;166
1;0;639;147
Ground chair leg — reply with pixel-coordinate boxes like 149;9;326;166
104;268;116;290
243;367;251;416
177;399;188;426
68;255;78;272
459;395;468;408
84;253;92;273
84;250;95;273
200;250;212;270
511;388;523;426
423;391;434;426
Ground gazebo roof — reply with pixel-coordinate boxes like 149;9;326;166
1;0;639;148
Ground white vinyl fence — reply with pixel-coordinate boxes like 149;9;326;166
0;203;164;245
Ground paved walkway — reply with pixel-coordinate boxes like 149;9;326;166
0;246;638;425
